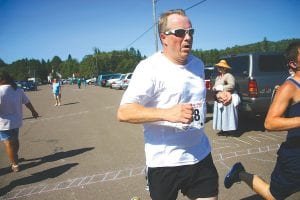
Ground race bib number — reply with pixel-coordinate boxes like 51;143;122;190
182;101;205;131
158;101;206;132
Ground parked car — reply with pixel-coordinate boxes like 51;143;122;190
86;77;96;85
120;73;133;90
204;66;214;90
17;80;37;91
28;77;42;85
204;66;215;112
111;74;126;89
208;52;289;118
105;74;124;87
97;73;121;87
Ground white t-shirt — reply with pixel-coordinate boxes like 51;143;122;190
0;85;29;130
120;52;211;167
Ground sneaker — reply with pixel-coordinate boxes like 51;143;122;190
11;164;20;172
224;162;245;189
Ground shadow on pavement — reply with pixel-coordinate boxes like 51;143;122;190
240;194;264;200
205;113;265;137
216;116;266;138
235;116;265;136
23;116;41;120
0;163;78;196
62;101;80;106
0;147;94;176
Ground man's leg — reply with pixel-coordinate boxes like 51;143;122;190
225;162;275;200
251;175;275;200
3;139;19;165
53;94;58;106
58;93;61;106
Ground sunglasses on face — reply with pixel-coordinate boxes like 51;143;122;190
164;28;194;37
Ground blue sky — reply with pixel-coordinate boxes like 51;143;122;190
0;0;299;64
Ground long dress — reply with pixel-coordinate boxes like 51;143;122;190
212;73;239;131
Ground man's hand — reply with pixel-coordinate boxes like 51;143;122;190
216;91;232;106
166;104;193;124
31;110;39;119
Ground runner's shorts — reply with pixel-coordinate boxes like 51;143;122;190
0;128;19;141
270;142;300;199
148;153;219;200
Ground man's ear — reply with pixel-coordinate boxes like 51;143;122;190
160;33;167;46
289;61;297;69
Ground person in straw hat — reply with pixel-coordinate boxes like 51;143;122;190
212;59;240;135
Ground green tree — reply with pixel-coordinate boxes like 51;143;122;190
51;56;62;73
0;59;7;68
60;55;79;78
80;55;97;78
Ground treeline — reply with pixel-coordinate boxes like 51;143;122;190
0;38;298;82
0;47;145;82
193;37;299;66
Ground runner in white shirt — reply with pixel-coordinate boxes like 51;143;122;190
118;9;231;200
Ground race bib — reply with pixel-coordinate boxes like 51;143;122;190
189;101;205;129
158;101;206;132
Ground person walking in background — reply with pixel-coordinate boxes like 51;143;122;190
82;77;86;87
52;78;61;106
224;41;300;200
77;78;81;89
212;60;240;136
117;9;231;200
0;70;39;172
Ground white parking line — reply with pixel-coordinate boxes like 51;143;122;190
0;143;280;199
0;166;146;200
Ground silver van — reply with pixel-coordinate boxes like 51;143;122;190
209;52;289;118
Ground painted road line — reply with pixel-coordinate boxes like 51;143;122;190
0;144;280;199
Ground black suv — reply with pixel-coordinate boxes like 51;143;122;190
209;52;289;118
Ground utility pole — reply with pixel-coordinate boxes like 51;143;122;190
152;0;158;52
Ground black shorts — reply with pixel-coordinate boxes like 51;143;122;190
148;153;219;200
270;142;300;200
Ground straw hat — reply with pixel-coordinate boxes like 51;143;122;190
215;60;231;69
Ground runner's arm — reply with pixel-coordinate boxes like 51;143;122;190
265;82;300;131
117;103;193;124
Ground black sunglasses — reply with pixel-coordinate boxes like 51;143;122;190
164;28;194;37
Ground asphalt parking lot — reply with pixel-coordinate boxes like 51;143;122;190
0;84;298;200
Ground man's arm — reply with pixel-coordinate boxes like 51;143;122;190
117;103;193;124
25;102;39;118
264;82;300;131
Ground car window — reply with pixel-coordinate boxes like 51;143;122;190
258;55;286;72
225;56;249;76
120;74;126;79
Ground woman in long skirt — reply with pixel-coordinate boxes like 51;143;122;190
212;60;240;135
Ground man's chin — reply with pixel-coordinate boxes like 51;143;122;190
181;48;191;54
181;50;190;57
